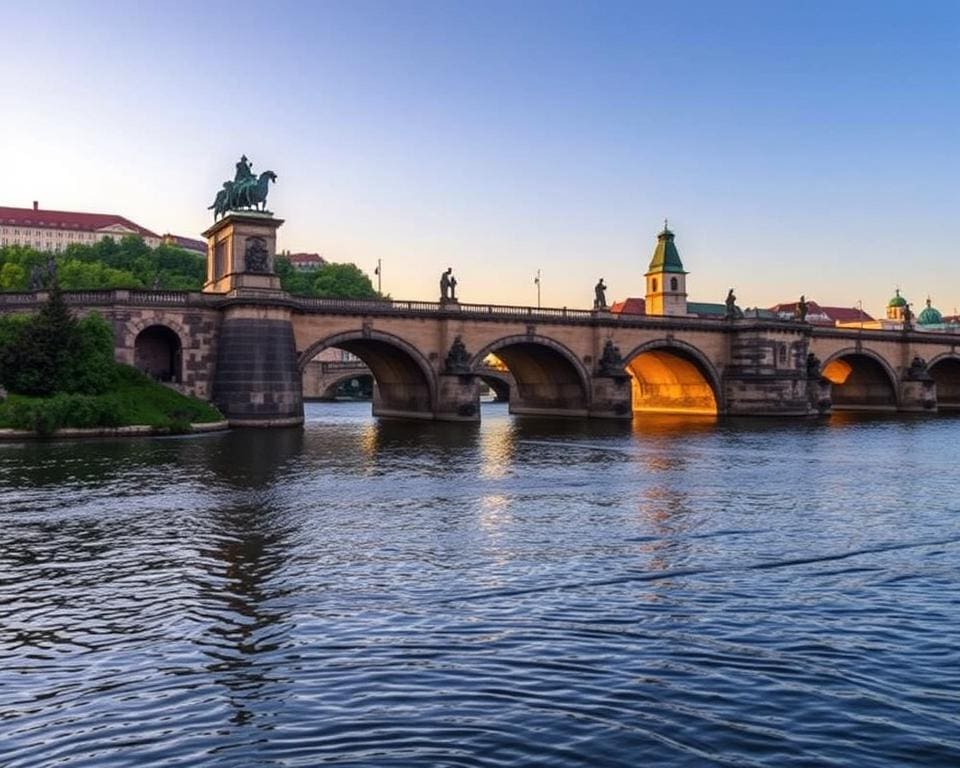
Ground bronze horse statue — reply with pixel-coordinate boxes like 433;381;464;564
209;170;277;220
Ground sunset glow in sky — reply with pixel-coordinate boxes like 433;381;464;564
2;1;958;314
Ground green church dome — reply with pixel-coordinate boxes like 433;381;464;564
646;222;686;275
918;298;943;326
888;289;907;308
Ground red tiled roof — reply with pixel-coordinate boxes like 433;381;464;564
770;300;874;325
610;298;646;314
0;205;160;239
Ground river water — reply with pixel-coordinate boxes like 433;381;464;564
1;402;958;767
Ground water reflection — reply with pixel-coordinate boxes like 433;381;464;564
194;502;290;728
1;402;959;767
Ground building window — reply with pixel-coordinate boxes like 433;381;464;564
652;278;658;293
670;277;678;291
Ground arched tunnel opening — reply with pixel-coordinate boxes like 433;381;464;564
479;375;510;402
626;348;718;414
300;336;434;418
477;354;511;402
822;354;898;410
477;341;588;416
134;325;182;383
929;358;960;410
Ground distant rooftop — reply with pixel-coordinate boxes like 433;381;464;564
0;203;160;239
769;300;875;326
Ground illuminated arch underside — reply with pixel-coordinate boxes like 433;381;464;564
628;350;717;414
822;354;896;409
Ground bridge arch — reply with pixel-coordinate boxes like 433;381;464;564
477;371;511;402
927;353;960;409
622;339;722;414
298;330;437;418
314;369;375;400
820;347;899;410
132;322;184;384
469;334;590;416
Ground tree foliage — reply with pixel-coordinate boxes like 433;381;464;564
1;237;380;299
0;236;205;292
0;289;116;396
275;257;379;299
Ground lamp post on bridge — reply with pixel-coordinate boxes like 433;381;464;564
374;259;382;296
534;269;541;309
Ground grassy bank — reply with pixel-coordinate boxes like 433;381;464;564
0;365;222;435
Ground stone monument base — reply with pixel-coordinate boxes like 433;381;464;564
211;304;304;427
203;212;284;294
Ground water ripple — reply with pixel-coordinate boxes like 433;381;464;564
1;405;959;766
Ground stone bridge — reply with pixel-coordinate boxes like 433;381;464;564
3;288;960;426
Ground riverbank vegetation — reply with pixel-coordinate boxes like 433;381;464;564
0;289;222;435
0;238;379;299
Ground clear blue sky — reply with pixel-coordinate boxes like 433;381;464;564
1;0;958;314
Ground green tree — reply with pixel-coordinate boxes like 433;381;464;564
0;286;77;395
0;263;26;291
312;262;378;299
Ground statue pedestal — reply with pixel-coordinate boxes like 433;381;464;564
203;211;284;294
203;211;302;427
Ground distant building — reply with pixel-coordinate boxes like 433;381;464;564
610;226;730;319
0;202;162;251
644;224;687;316
282;251;327;271
770;299;875;327
161;233;207;256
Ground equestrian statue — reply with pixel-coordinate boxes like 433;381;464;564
208;155;278;220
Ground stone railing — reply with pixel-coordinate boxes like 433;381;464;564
0;289;212;308
292;296;599;321
0;289;788;329
314;360;370;373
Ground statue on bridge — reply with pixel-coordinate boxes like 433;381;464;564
440;268;458;302
725;288;739;320
208;155;278;220
594;278;607;309
28;264;45;291
796;294;808;322
597;339;627;377
805;352;822;380
906;355;931;381
444;335;472;374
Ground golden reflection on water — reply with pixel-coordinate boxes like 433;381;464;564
479;494;512;535
479;420;516;479
631;412;719;438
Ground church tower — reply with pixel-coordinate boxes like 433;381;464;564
645;222;688;316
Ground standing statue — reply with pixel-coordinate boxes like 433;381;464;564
440;268;458;302
903;302;913;329
46;254;58;287
28;265;45;291
725;288;737;319
796;294;808;322
594;278;607;309
208;156;278;220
